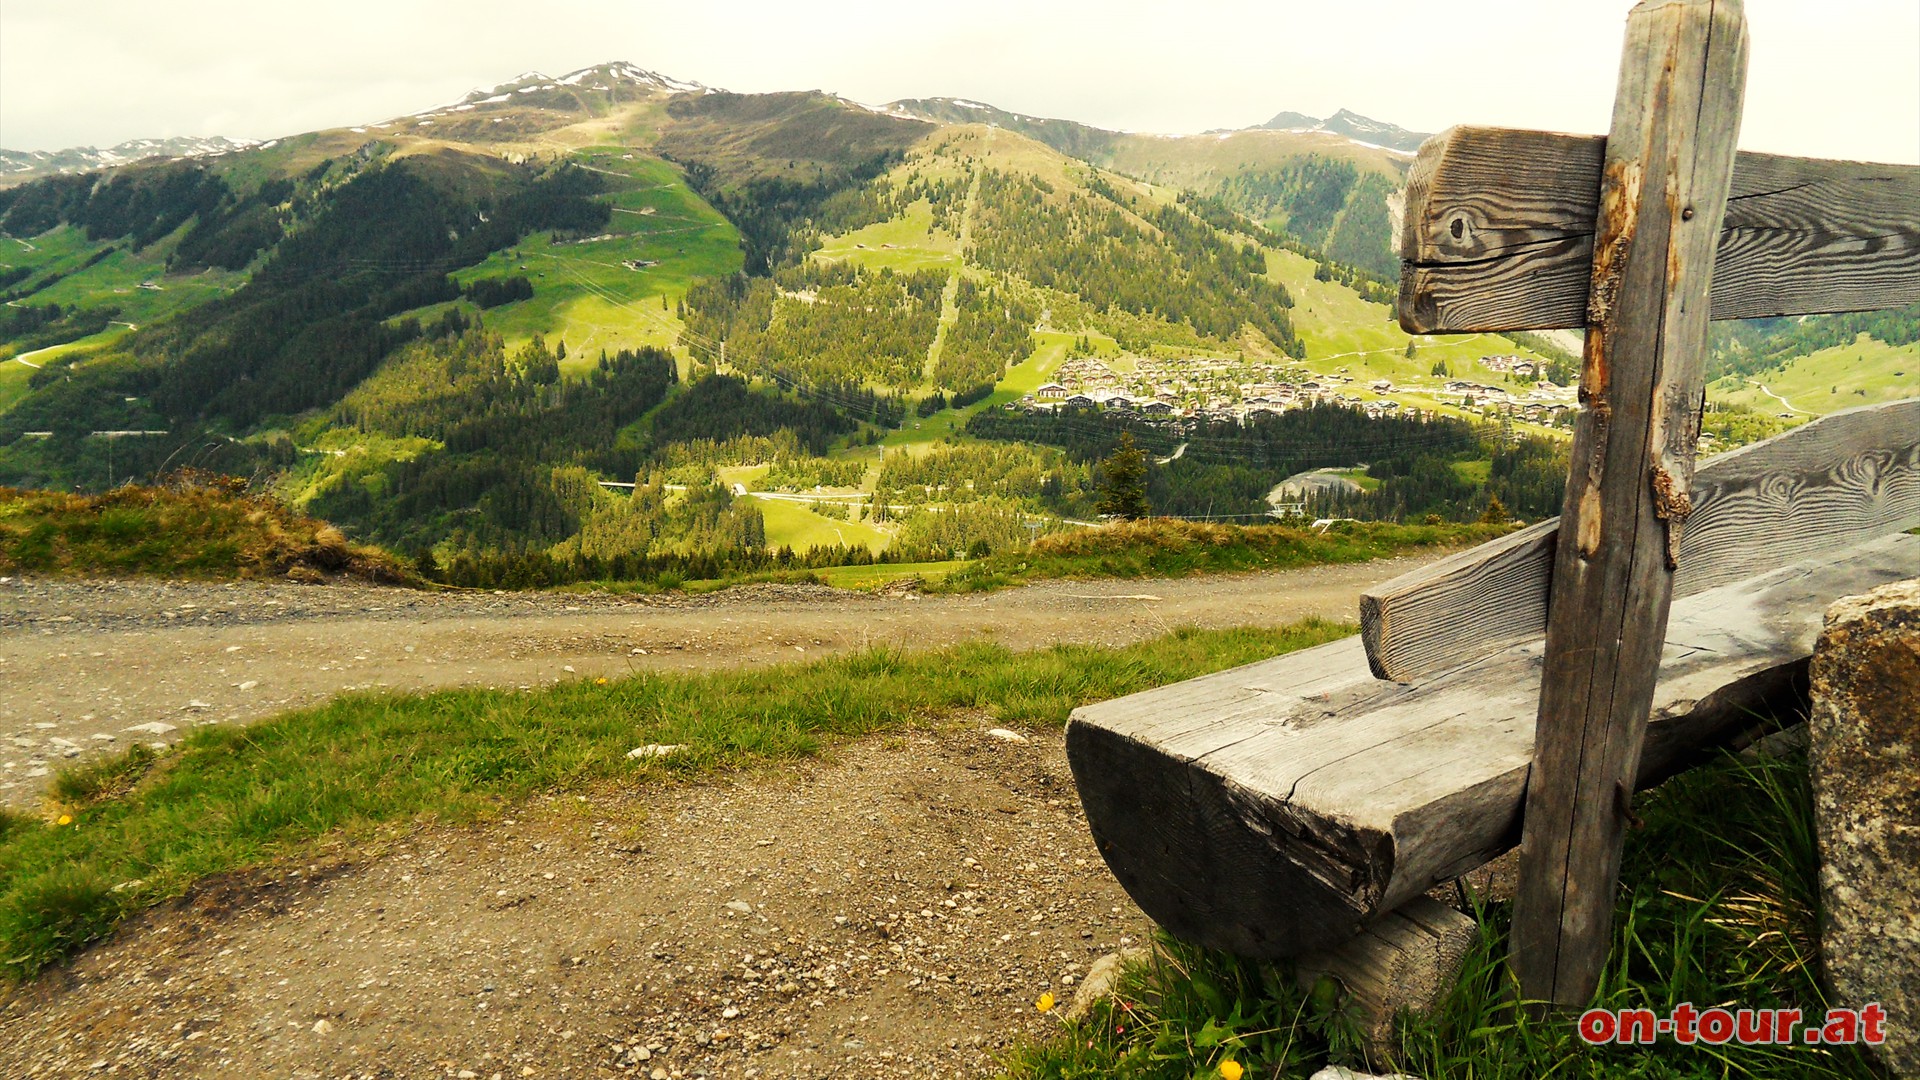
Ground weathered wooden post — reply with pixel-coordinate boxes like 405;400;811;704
1511;0;1749;1006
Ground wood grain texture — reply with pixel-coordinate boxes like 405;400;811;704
1359;399;1920;681
1067;533;1916;961
1397;131;1920;333
1513;0;1750;1007
1294;896;1477;1060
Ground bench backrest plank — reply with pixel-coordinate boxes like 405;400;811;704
1399;127;1920;334
1360;398;1920;681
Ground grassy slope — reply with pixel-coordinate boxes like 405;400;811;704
0;619;1351;980
936;518;1508;591
0;479;409;582
1710;332;1920;417
1096;128;1407;190
0;356;41;416
448;150;742;370
0;225;245;362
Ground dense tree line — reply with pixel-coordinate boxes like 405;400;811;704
0;302;119;359
311;333;678;551
1;157;614;438
676;151;903;275
429;534;916;590
554;477;766;563
934;279;1036;390
875;441;1093;516
463;275;535;308
680;263;944;388
640;372;866;455
968;170;1301;355
1216;156;1361;247
1319;172;1399;279
964;402;1562;521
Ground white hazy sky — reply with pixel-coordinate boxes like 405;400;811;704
2;0;1916;162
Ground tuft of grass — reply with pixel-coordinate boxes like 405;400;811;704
0;619;1350;981
49;745;158;809
0;470;413;584
936;518;1512;592
1005;748;1879;1080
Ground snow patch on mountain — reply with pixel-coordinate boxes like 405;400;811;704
0;135;259;178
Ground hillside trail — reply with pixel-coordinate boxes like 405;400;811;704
0;555;1437;1078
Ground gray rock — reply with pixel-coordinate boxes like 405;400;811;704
1310;1068;1424;1080
1062;947;1148;1021
1811;578;1920;1080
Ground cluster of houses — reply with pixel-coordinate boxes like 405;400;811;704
1442;379;1577;424
1476;354;1545;377
1013;353;1583;429
1022;355;1369;424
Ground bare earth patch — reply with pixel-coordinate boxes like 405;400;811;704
0;727;1152;1079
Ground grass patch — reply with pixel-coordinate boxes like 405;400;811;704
749;495;892;554
1710;333;1920;418
0;619;1351;981
1004;747;1876;1079
816;559;963;590
0;472;412;583
935;518;1510;592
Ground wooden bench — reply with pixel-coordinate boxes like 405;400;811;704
1070;530;1916;958
1067;0;1920;1005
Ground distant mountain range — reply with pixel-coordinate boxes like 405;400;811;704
0;136;260;179
1253;109;1431;153
2;71;1430;185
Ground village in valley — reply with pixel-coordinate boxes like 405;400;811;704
1015;349;1582;428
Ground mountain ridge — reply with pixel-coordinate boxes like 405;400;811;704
4;63;1432;185
0;136;260;180
1254;108;1430;153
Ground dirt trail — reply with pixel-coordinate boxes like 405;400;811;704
0;556;1444;1078
0;556;1427;806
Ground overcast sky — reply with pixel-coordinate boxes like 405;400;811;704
3;0;1916;162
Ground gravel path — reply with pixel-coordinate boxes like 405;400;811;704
0;556;1449;1077
0;556;1434;807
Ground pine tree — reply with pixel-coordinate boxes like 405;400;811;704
1478;493;1510;524
1097;432;1150;520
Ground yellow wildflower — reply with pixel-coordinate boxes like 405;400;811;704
1035;992;1055;1012
595;677;609;686
1219;1061;1244;1080
56;814;72;826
